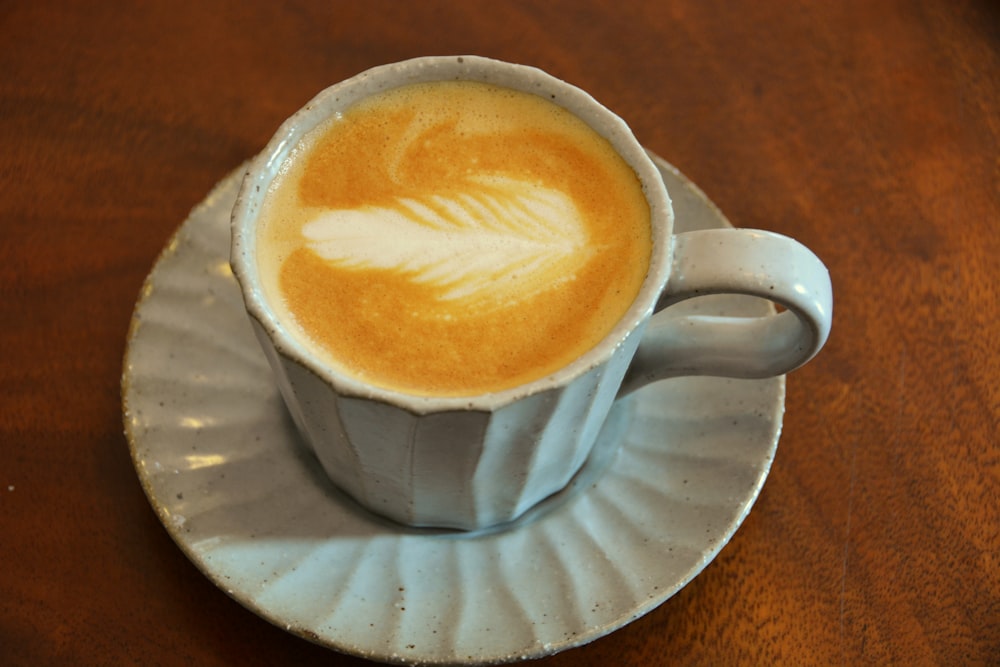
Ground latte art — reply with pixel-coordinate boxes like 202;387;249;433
256;80;651;396
301;175;591;307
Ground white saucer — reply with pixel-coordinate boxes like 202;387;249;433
122;153;784;665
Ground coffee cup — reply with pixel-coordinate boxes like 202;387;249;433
230;56;832;531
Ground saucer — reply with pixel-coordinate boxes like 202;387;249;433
122;152;784;665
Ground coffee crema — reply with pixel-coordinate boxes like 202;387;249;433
256;80;651;397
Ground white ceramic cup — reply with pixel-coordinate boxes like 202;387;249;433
230;56;832;531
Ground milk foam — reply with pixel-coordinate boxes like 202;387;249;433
256;80;652;397
301;175;591;306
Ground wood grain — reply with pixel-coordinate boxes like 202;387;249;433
1;1;997;664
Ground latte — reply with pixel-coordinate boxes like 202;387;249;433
255;80;651;397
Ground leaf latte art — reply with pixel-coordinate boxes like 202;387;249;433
301;175;591;306
255;80;652;396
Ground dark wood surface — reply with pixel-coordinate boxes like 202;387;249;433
2;1;997;664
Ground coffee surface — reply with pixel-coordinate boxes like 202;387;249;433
256;81;651;396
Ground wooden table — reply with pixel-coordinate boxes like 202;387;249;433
2;2;997;664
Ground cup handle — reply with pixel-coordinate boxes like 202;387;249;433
619;228;833;396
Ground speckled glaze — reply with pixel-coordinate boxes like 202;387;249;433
123;156;786;664
229;56;832;530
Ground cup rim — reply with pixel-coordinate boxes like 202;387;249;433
230;55;674;414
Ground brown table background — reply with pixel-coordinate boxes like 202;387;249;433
2;1;997;665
